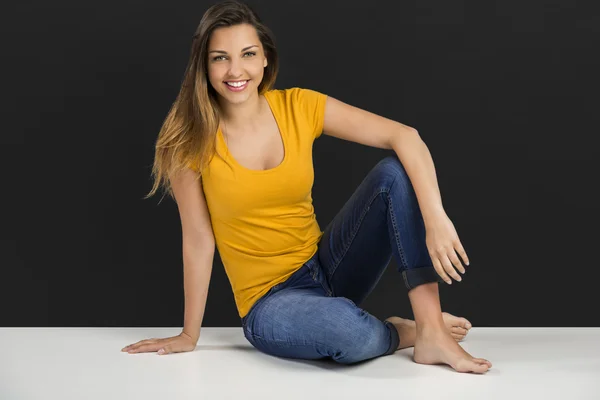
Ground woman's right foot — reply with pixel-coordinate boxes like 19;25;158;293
413;326;493;374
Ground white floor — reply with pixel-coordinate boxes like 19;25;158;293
1;327;599;400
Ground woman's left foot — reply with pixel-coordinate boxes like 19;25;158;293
385;312;472;350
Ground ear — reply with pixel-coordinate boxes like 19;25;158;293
264;58;268;68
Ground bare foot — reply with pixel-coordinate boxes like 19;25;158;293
414;326;492;374
385;312;472;350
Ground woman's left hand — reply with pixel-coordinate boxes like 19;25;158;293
424;212;470;285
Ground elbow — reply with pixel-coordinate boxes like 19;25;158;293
183;234;215;252
389;127;421;150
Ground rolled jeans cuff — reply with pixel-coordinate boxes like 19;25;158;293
382;320;400;356
401;266;445;290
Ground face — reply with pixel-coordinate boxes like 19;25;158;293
206;23;268;105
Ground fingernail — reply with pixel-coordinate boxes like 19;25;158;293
158;349;165;354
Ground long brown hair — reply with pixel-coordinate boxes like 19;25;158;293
144;0;279;202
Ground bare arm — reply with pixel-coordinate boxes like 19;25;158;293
170;167;216;343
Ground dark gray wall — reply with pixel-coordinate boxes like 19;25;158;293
4;0;598;327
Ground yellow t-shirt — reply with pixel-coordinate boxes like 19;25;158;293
192;87;328;318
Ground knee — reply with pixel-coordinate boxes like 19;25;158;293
325;301;388;364
373;155;410;187
374;156;417;204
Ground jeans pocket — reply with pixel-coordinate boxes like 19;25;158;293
308;262;333;297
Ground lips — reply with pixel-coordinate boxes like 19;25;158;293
225;80;249;85
224;79;250;92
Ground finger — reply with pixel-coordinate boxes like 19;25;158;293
124;340;147;349
123;343;145;352
454;240;470;267
122;341;149;351
449;250;466;275
128;343;162;354
431;256;452;285
125;339;161;352
440;253;462;282
123;339;156;349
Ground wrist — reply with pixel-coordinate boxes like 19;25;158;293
422;207;446;227
181;330;199;343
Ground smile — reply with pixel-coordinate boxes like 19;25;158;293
224;80;249;91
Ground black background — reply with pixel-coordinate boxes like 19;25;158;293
4;0;598;328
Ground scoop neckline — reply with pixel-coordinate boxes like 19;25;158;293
217;90;287;174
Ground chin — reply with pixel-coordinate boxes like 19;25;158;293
222;91;251;103
221;87;256;101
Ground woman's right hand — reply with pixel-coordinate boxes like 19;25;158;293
121;332;197;355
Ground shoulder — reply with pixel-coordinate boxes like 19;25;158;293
265;87;327;137
265;87;327;109
269;86;324;100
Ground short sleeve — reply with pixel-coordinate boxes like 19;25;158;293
290;87;328;140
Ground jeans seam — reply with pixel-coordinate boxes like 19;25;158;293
309;261;332;296
328;187;389;295
387;193;409;271
248;331;332;350
340;296;357;307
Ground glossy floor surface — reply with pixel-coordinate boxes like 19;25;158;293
1;327;599;399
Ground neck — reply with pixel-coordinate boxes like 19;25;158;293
218;91;264;133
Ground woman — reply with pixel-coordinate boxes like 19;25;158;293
122;0;492;374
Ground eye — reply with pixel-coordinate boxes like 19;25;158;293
212;51;256;61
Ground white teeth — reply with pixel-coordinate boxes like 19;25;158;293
226;80;247;87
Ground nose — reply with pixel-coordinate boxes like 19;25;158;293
228;57;243;78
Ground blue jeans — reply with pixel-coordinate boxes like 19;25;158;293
240;155;444;364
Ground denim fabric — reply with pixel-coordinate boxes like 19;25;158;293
240;155;444;364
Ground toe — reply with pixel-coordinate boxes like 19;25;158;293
457;359;489;374
473;362;489;373
451;333;464;342
473;358;492;368
467;359;490;373
461;318;472;330
443;313;472;330
451;326;468;335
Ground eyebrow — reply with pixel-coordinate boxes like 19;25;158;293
208;45;259;54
